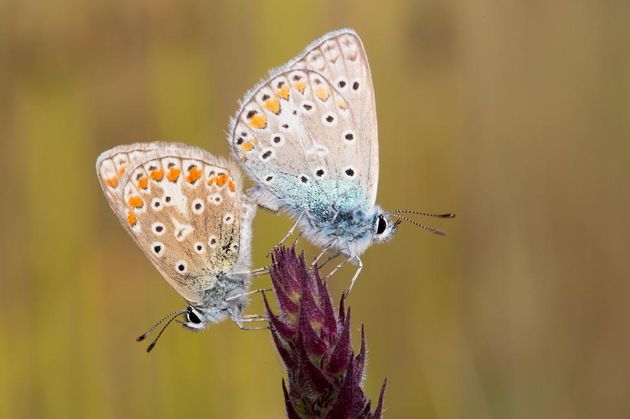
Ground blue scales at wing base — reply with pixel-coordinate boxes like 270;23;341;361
272;173;370;221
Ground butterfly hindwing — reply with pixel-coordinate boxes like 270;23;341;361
96;143;164;230
291;29;379;208
229;29;379;217
97;142;254;305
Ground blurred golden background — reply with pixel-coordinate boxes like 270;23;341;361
1;1;629;418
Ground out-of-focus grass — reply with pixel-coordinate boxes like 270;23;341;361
0;1;628;418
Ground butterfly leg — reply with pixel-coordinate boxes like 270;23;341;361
225;287;273;302
233;316;269;323
267;210;307;256
233;322;269;331
231;264;273;277
317;251;343;270
290;231;304;249
347;257;364;292
324;255;363;291
313;238;339;266
324;256;352;280
232;313;270;331
249;266;271;277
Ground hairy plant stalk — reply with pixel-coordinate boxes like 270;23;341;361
264;247;386;419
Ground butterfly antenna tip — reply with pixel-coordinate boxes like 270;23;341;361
391;210;456;218
135;308;187;344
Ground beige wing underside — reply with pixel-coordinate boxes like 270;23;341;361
96;142;253;305
229;29;379;212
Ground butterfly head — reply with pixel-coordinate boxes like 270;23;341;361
182;306;208;331
182;303;238;331
372;210;401;244
136;300;245;352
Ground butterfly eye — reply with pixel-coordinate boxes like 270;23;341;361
186;309;202;324
376;215;387;235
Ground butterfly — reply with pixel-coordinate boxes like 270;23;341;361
228;29;454;290
96;142;264;351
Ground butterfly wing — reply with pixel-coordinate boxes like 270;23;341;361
96;143;163;227
96;142;255;305
228;29;379;218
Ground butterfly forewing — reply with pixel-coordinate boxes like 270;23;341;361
97;143;250;305
229;29;379;217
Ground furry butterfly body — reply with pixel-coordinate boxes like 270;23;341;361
229;29;453;288
229;29;399;288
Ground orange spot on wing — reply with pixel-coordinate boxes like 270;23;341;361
150;169;164;182
336;99;348;110
293;81;306;94
276;85;290;100
216;174;227;187
167;167;181;182
241;141;254;152
207;176;217;186
314;87;330;101
118;165;127;176
185;167;202;184
248;114;267;129
105;177;119;188
128;196;144;209
264;98;280;114
137;176;148;190
127;211;137;226
228;180;236;192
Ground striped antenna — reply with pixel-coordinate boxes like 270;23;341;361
136;308;187;343
391;210;455;218
145;313;184;353
392;214;447;236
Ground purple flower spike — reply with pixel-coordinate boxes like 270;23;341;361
266;247;386;419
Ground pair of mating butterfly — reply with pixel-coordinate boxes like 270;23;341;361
96;29;453;351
